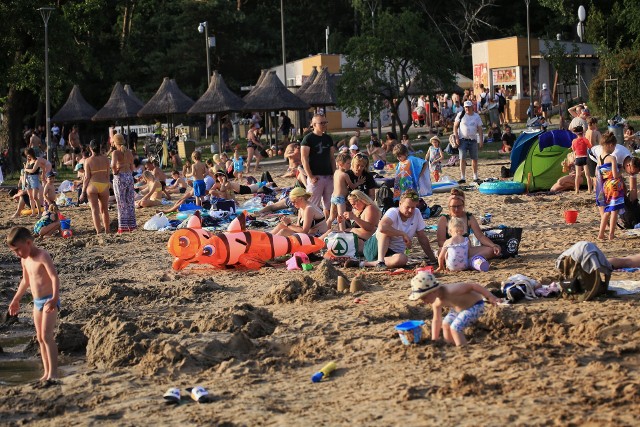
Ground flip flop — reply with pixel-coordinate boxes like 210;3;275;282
163;387;181;404
186;386;210;403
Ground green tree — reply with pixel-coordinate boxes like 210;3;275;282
542;39;578;100
337;10;456;136
590;48;640;117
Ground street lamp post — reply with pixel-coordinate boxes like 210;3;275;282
198;21;211;140
525;0;534;119
577;5;586;99
38;6;54;162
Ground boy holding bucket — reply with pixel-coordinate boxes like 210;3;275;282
409;271;500;346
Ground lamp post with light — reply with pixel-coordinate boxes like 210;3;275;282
525;0;534;118
198;21;211;140
38;6;55;162
576;5;586;99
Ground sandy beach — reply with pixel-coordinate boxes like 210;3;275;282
1;158;639;426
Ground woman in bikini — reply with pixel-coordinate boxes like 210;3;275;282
23;148;47;217
136;171;163;208
436;188;501;260
83;140;111;234
111;133;137;233
271;187;328;237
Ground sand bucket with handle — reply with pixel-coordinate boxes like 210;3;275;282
564;210;578;224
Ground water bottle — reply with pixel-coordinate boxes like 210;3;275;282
311;361;336;383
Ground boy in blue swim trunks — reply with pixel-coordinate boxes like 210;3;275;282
189;150;208;206
326;153;365;231
409;271;500;346
7;226;60;382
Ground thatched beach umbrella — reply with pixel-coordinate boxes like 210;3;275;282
52;85;97;123
242;69;268;106
299;66;337;109
137;78;194;141
93;82;142;121
295;66;318;98
124;84;145;109
188;71;246;153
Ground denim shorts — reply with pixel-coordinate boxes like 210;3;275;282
26;174;41;190
458;138;479;161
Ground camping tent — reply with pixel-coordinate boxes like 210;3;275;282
511;129;575;191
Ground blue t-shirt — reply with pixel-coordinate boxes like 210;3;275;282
233;157;244;172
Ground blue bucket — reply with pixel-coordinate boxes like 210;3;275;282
60;219;71;230
395;320;425;345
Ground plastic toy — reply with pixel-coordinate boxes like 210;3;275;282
311;362;337;383
167;211;325;270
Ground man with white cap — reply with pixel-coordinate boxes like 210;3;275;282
452;100;484;184
408;271;500;346
539;83;552;124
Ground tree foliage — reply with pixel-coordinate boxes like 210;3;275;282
590;47;640;117
337;10;456;136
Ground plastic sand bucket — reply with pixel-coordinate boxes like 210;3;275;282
60;219;71;230
471;255;489;272
395;320;425;345
564;210;578;224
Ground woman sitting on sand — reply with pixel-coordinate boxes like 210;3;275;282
436;189;501;261
270;187;328;237
135;171;163;208
340;190;382;254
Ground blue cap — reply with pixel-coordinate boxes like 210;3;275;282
311;372;325;383
373;160;386;170
74;163;84;171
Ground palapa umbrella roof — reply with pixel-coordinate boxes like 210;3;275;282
243;71;309;112
137;78;195;117
52;85;97;123
299;67;337;107
242;70;268;105
295;66;318;97
188;71;246;115
124;84;145;109
92;82;142;121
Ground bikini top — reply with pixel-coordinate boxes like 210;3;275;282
27;161;40;175
299;214;326;229
442;212;472;239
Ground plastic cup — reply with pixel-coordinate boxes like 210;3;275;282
395;320;425;345
471;255;489;272
564;210;578;224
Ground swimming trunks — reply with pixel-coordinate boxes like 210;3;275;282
193;179;206;197
331;195;346;205
443;300;485;332
33;294;61;312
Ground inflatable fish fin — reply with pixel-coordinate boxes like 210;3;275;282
238;253;265;270
172;258;190;271
227;210;247;232
187;211;203;228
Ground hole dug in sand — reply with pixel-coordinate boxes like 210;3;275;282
263;276;338;305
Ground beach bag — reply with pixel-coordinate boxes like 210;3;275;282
143;212;170;231
619;198;640;229
484;227;522;258
375;184;394;213
323;232;358;259
500;274;538;303
555;242;612;301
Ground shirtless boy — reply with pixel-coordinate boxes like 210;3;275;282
8;226;60;383
189;151;209;206
326;152;364;231
43;172;57;208
409;271;499;346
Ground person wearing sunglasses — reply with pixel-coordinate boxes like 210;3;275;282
436;189;501;261
363;189;437;269
300;114;336;217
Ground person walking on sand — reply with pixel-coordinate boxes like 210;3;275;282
300;114;336;217
452;101;484;184
8;226;60;383
82;140;111;234
110;133;137;233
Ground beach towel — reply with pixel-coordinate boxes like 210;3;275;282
394;155;432;199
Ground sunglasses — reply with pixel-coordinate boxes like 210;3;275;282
354;153;368;159
402;192;420;201
449;204;464;209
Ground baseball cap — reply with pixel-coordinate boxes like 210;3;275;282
46;171;56;178
339;146;349;152
349;144;359;151
463;100;473;107
74;163;84;171
542;83;547;89
408;271;441;301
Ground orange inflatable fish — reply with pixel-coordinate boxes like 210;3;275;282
167;211;325;270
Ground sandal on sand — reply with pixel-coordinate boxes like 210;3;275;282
186;386;210;403
163;387;181;404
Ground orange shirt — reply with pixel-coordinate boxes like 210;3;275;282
571;136;592;157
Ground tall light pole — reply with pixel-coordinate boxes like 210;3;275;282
525;0;534;118
38;6;54;162
198;22;211;85
577;5;586;99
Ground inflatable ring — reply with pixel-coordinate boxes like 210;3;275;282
478;181;525;195
20;208;33;216
176;210;210;221
431;182;460;193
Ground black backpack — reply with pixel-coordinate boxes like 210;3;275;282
375;184;394;213
480;94;487;108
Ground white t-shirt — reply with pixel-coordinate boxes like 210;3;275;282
569;117;588;132
204;175;215;191
590;144;631;166
383;207;425;253
455;112;483;140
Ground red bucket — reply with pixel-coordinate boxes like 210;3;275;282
564;210;578;224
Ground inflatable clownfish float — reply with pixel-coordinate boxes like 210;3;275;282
167;211;325;270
